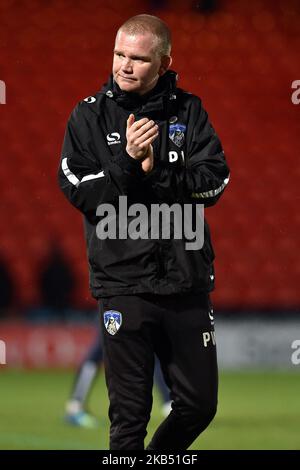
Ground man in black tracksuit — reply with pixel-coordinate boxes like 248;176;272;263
58;14;229;450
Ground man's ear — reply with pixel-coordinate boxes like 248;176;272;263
158;55;172;76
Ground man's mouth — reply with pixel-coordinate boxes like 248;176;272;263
119;75;136;81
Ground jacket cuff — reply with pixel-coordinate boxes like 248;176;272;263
112;151;144;176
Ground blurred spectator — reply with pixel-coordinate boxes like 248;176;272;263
0;257;14;317
40;244;75;311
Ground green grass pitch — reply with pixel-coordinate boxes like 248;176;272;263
0;369;299;450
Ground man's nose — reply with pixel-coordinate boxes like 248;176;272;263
121;58;133;72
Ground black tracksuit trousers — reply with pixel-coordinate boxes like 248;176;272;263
99;292;218;450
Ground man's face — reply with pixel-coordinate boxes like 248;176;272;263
113;30;168;95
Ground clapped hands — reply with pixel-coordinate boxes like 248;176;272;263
126;114;159;173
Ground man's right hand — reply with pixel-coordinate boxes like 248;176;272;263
126;114;159;160
141;144;154;174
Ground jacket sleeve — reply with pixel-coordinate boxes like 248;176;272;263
145;97;230;207
58;102;144;216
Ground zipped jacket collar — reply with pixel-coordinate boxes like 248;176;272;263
101;70;178;114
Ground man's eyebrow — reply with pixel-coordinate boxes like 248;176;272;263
114;49;150;61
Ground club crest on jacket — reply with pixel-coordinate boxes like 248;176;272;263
104;310;122;335
169;123;186;148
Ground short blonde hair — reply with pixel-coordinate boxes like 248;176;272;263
117;14;171;57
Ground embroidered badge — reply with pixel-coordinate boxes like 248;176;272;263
169;123;186;148
106;132;121;145
83;96;96;103
103;310;122;335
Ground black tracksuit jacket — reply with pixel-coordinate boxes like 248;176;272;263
58;70;230;299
